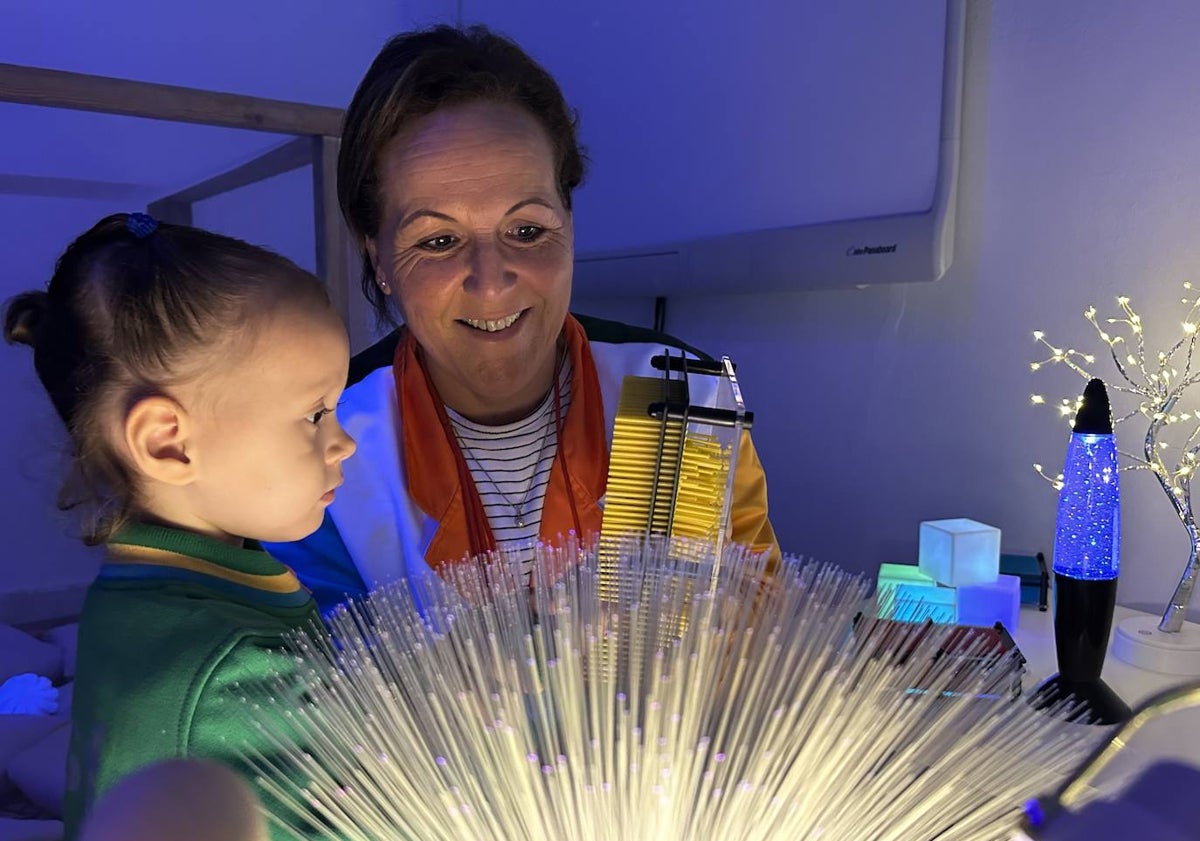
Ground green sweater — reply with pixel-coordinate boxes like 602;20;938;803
63;523;321;841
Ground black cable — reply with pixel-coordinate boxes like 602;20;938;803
653;296;667;333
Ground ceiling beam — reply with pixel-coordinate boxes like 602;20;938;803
0;63;343;137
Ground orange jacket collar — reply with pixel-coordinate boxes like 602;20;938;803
393;315;608;570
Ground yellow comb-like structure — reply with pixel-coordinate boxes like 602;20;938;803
599;354;745;602
601;374;690;541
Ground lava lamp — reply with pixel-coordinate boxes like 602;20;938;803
1031;378;1131;724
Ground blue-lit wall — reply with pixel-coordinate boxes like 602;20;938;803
565;3;1200;617
3;1;1198;622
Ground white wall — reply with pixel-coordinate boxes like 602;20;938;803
575;3;1200;618
1;1;397;103
1;198;126;610
659;2;1200;616
460;0;945;255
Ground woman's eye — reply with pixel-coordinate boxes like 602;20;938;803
510;225;545;243
417;234;458;252
307;408;333;425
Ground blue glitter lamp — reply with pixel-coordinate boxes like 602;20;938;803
1031;379;1131;723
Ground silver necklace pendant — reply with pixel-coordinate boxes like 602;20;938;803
453;351;565;536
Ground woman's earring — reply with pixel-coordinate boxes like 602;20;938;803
378;279;390;294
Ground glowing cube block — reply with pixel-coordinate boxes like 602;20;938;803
918;518;1001;587
893;583;956;624
876;563;936;619
956;574;1022;630
999;553;1050;610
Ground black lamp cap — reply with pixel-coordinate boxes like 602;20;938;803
1073;378;1113;434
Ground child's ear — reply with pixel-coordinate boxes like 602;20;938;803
123;397;195;486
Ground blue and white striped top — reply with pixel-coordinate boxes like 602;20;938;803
447;355;573;577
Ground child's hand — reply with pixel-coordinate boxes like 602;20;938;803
79;759;268;841
0;673;58;715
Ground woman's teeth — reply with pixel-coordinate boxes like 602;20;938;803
462;312;522;332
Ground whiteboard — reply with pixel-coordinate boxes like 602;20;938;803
463;0;961;295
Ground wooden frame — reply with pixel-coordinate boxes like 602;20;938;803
0;62;356;336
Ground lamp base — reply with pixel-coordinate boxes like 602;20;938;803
1111;614;1200;676
1027;674;1131;725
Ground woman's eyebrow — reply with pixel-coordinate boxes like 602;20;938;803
397;208;456;231
505;197;556;215
397;198;558;233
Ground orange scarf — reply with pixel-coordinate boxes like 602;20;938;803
393;315;608;571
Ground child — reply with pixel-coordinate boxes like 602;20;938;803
4;212;356;840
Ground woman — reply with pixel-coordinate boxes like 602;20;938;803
268;24;779;609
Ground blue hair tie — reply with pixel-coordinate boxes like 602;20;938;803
126;212;159;239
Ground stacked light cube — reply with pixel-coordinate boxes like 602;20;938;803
877;518;1021;630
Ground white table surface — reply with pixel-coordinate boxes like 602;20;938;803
1011;605;1196;704
1009;604;1200;795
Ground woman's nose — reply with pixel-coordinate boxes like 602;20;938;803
465;240;516;295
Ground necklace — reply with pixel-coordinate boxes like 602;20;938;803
450;348;567;530
456;413;554;528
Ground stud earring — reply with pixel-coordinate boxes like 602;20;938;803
378;279;390;294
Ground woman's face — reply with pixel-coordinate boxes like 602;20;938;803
367;100;574;424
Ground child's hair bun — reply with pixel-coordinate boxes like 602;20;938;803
3;290;50;348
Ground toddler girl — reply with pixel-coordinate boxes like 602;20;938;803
5;212;355;839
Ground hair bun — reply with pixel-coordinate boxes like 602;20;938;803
3;290;50;348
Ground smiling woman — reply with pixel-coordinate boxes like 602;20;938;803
368;99;573;425
266;24;782;609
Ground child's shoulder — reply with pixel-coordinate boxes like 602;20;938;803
79;582;314;667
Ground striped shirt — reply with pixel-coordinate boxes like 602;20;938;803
447;355;573;578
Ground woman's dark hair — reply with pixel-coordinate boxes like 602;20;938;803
3;213;329;544
338;23;587;325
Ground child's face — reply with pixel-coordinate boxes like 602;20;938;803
180;300;356;544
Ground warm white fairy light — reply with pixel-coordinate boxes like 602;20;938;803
1031;284;1200;632
243;541;1102;841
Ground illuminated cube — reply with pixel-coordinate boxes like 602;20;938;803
918;518;1001;587
999;553;1050;610
956;574;1022;630
876;563;936;619
893;583;956;624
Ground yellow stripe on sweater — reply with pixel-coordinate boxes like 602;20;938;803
106;543;303;594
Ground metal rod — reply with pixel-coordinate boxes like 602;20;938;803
651;355;732;377
648;402;755;430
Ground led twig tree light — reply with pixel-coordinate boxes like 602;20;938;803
1030;285;1200;635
